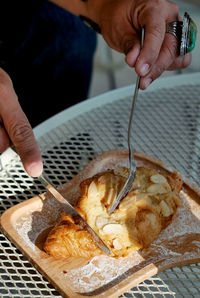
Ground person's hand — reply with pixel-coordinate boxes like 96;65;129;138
96;0;191;89
0;68;43;177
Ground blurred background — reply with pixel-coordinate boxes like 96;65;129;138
89;0;200;98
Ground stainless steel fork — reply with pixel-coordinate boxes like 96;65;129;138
108;28;145;214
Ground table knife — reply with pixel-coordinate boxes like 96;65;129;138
10;146;111;255
38;174;111;255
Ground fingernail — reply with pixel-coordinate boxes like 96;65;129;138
27;161;43;177
140;63;150;76
143;78;152;89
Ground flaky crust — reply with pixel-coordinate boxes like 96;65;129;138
44;166;182;258
43;213;102;258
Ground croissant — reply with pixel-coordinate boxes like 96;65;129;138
44;166;182;258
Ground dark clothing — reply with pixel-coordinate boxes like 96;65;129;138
0;1;97;127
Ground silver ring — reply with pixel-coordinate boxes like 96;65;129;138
166;21;183;55
166;21;182;40
166;12;197;56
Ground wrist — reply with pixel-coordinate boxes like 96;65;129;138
85;0;114;31
51;0;105;33
84;0;103;24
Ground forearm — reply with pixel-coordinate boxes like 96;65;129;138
50;0;104;25
50;0;192;89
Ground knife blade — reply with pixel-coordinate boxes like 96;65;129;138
38;174;111;255
10;146;111;255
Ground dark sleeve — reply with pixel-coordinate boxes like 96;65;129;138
0;1;46;40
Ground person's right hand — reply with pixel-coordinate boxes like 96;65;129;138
0;68;43;177
96;0;191;89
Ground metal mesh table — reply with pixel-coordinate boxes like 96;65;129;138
0;73;200;297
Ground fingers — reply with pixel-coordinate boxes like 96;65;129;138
134;1;179;77
140;34;191;89
140;32;178;89
7;113;43;177
135;16;166;76
0;68;43;177
125;43;140;67
124;0;186;85
0;123;10;152
167;52;191;70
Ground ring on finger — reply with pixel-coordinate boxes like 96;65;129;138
166;12;197;56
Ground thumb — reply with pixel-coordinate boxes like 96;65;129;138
0;70;43;177
8;114;43;178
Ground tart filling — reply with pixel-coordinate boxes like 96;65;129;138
44;166;182;258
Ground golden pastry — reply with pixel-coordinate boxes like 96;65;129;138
44;166;182;258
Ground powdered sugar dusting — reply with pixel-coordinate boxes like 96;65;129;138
155;191;200;241
65;252;144;292
11;151;200;294
64;189;200;293
13;186;200;294
15;196;63;253
15;215;36;251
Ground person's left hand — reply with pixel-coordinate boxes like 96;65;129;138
97;0;191;89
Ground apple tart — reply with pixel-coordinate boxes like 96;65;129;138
44;166;182;258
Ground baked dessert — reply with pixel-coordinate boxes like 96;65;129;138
44;166;182;258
